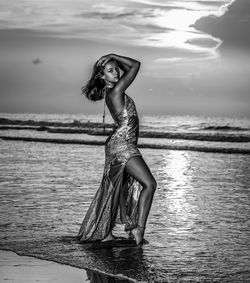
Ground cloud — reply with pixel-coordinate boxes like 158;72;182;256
193;0;250;49
186;37;220;49
128;23;174;33
0;0;230;55
128;0;226;10
76;11;138;20
32;58;42;65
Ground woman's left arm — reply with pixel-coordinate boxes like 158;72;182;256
98;54;140;95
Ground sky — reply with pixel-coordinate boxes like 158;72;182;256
0;0;249;117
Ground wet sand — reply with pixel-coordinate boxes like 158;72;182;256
0;250;87;283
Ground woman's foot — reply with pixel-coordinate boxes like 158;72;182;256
131;225;145;245
101;233;117;242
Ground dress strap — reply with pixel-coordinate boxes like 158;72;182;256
103;88;106;133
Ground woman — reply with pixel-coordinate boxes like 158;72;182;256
77;54;157;245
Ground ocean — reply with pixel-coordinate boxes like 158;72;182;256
0;112;250;153
0;113;250;282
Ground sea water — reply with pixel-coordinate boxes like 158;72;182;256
0;113;250;282
0;113;250;153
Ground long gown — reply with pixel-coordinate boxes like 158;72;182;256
77;93;143;242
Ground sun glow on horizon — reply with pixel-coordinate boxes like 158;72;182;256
146;8;220;51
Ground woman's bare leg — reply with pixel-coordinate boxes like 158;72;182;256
125;156;157;244
119;172;129;223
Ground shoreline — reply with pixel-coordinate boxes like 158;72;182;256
0;249;88;283
0;249;134;283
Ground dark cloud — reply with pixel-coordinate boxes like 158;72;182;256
186;37;220;48
75;9;155;20
76;11;137;20
32;58;42;65
193;0;250;49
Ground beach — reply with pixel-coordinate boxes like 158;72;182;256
1;0;250;280
0;250;133;283
0;250;87;283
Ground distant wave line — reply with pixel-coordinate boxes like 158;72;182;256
1;125;250;143
0;117;112;129
1;135;250;155
201;125;249;131
1;117;250;132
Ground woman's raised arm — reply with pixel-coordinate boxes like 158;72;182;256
97;54;140;95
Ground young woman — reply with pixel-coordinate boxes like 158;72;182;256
77;54;157;245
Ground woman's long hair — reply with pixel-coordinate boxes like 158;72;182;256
81;58;115;102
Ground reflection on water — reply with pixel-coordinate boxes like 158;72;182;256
86;270;131;283
0;140;250;282
163;151;193;223
150;151;196;240
164;150;190;187
83;246;152;282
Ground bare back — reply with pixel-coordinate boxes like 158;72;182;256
105;92;126;118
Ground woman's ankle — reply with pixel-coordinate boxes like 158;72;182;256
137;224;146;230
101;233;114;241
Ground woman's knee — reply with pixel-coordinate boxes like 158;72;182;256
144;177;157;192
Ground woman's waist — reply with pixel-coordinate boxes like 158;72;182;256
111;123;139;136
114;114;139;128
105;134;138;147
106;129;138;143
105;140;139;155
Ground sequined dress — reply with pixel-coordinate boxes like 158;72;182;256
77;94;142;242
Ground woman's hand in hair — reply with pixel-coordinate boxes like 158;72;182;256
97;54;114;67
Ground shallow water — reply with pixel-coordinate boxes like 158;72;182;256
0;139;250;282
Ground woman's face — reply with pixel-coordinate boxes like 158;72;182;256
101;61;120;86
